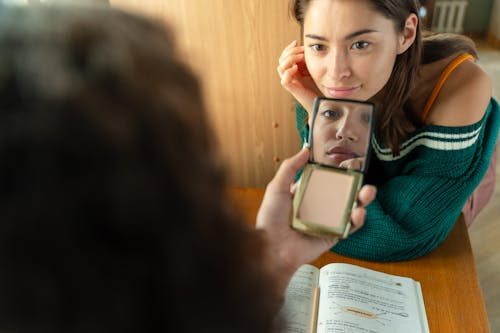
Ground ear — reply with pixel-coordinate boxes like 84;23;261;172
397;13;418;55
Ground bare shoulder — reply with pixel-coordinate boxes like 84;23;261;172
426;59;492;126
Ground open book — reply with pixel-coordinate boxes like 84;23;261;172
278;263;429;333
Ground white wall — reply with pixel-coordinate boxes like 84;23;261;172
1;0;28;4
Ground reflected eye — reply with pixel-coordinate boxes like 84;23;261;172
361;112;371;124
352;41;370;50
321;109;342;120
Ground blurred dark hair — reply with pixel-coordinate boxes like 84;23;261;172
421;30;477;64
0;4;279;333
290;0;477;154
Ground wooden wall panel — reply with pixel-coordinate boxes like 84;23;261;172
110;0;301;188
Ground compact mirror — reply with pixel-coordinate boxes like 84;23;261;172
292;98;375;239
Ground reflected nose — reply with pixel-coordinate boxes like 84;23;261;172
327;48;351;80
336;116;358;141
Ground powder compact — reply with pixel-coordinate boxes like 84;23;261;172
292;97;375;239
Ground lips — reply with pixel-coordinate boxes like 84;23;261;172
325;146;358;164
324;85;360;98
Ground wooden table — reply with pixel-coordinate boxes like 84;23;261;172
229;187;491;333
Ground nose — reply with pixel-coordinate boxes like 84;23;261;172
326;47;351;80
336;115;358;141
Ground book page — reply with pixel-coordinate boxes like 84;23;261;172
278;264;320;333
316;263;429;333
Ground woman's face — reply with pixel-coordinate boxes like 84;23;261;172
312;100;371;169
303;0;404;101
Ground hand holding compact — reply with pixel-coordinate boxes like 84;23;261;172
256;147;376;287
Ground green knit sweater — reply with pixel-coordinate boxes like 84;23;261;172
295;98;500;261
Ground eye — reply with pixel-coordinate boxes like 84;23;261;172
310;44;327;52
351;41;370;50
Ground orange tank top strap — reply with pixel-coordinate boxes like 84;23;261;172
420;53;475;123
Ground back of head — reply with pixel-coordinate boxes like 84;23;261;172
0;4;279;333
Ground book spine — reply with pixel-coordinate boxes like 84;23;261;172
310;287;320;333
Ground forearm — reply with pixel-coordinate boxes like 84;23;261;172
259;232;302;297
332;190;465;261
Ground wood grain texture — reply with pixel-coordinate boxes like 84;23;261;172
230;187;491;333
110;0;301;188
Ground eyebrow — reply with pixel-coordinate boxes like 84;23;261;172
305;29;379;42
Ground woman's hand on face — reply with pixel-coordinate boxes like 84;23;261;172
256;148;376;279
277;40;322;113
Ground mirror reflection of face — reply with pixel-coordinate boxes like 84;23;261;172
312;100;371;170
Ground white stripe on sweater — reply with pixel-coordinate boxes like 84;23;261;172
373;126;482;161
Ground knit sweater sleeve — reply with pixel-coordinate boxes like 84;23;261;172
332;98;500;261
295;103;309;145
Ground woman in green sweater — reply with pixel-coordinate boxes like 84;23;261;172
277;0;500;261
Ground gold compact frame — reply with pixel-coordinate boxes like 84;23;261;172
291;98;375;239
292;164;364;238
